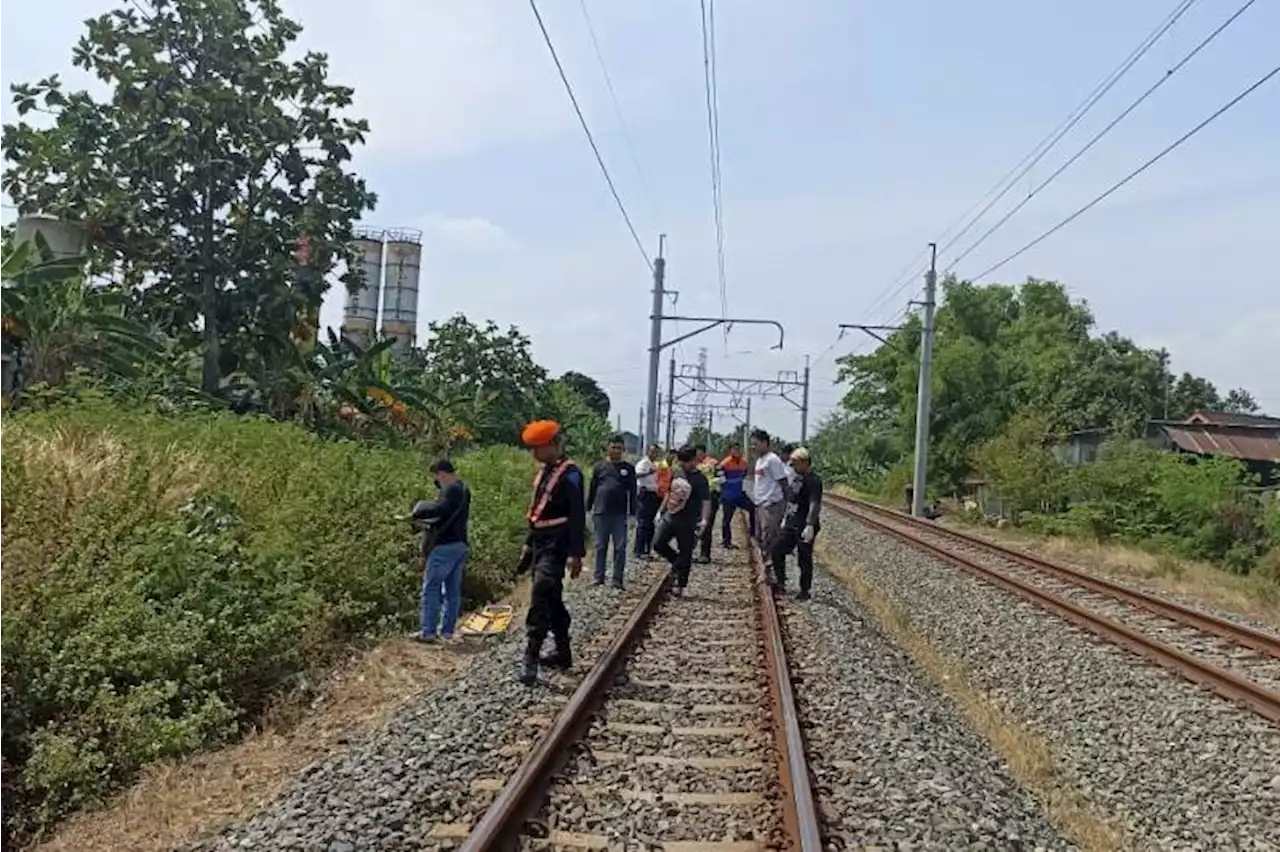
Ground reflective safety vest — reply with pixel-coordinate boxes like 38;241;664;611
528;458;574;528
656;460;673;497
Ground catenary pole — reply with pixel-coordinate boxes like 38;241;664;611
910;243;938;517
644;235;667;447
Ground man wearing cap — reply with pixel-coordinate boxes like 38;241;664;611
772;447;823;600
518;419;587;685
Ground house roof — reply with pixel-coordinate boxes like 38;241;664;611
1184;410;1280;427
1155;423;1280;463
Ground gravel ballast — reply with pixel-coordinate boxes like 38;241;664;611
821;509;1280;851
779;573;1070;849
186;555;664;851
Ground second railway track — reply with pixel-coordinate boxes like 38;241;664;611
826;493;1280;724
458;537;822;851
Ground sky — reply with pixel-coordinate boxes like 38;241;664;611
3;0;1278;439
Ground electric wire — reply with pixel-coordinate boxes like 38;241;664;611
970;62;1280;282
529;0;653;271
699;0;730;334
859;0;1199;323
948;0;1258;272
577;0;659;227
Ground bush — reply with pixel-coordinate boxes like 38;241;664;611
1;402;534;842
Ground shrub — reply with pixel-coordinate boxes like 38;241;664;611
1;402;533;842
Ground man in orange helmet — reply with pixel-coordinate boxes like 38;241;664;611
517;419;586;685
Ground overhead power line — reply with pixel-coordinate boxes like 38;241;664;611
971;62;1280;283
577;0;658;227
529;0;653;271
699;0;730;330
859;0;1198;324
948;0;1258;271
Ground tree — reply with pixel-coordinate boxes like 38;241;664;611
2;0;377;394
1220;388;1260;415
415;315;548;444
834;276;1255;491
558;370;610;418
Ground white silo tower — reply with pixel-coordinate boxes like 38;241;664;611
343;227;385;347
380;229;422;355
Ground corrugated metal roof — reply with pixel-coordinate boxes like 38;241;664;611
1184;410;1280;427
1158;424;1280;462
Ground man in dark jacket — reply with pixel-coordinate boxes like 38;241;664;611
652;445;710;597
772;446;823;600
587;435;636;589
518;420;586;684
409;459;471;641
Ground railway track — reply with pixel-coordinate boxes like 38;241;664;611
455;538;823;851
825;493;1280;724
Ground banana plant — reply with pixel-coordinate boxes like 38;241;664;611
2;233;162;392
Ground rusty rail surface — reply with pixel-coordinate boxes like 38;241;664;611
835;494;1280;659
751;537;825;852
458;569;671;852
826;494;1280;725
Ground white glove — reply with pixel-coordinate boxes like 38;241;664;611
695;520;707;537
801;524;815;544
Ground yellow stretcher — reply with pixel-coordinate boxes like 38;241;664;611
456;605;515;637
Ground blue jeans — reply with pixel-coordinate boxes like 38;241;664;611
421;541;469;638
593;513;629;585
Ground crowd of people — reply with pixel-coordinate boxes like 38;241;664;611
406;420;823;685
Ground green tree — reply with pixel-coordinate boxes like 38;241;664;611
1220;388;1260;414
2;0;377;394
1166;372;1219;419
558;370;611;418
415;315;548;444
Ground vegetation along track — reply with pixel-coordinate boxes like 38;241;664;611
826;494;1280;724
456;537;823;850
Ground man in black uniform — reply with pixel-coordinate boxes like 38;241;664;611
517;419;586;685
772;446;823;601
652;445;711;598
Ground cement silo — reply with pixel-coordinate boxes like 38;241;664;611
15;214;86;259
380;229;422;355
343;227;385;347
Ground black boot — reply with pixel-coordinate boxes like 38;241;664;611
540;640;572;670
519;648;539;685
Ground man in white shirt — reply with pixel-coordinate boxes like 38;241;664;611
632;443;662;558
779;443;800;489
750;428;791;568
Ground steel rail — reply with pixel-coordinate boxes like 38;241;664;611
832;494;1280;658
751;536;825;852
458;569;671;852
826;497;1280;725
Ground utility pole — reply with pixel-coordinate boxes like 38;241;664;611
800;354;811;442
638;406;644;449
644;235;667;448
910;243;938;518
665;355;677;448
744;397;751;445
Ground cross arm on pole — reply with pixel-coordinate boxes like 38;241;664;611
655;316;785;352
837;323;906;353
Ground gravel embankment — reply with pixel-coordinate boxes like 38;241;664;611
780;573;1071;850
822;510;1280;851
186;555;664;852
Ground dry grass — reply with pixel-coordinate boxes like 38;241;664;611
17;423;208;512
29;583;533;852
943;519;1280;631
814;538;1137;852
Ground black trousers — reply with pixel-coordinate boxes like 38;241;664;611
526;546;571;654
635;490;661;555
720;492;756;545
653;518;697;587
698;498;720;560
772;526;816;592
